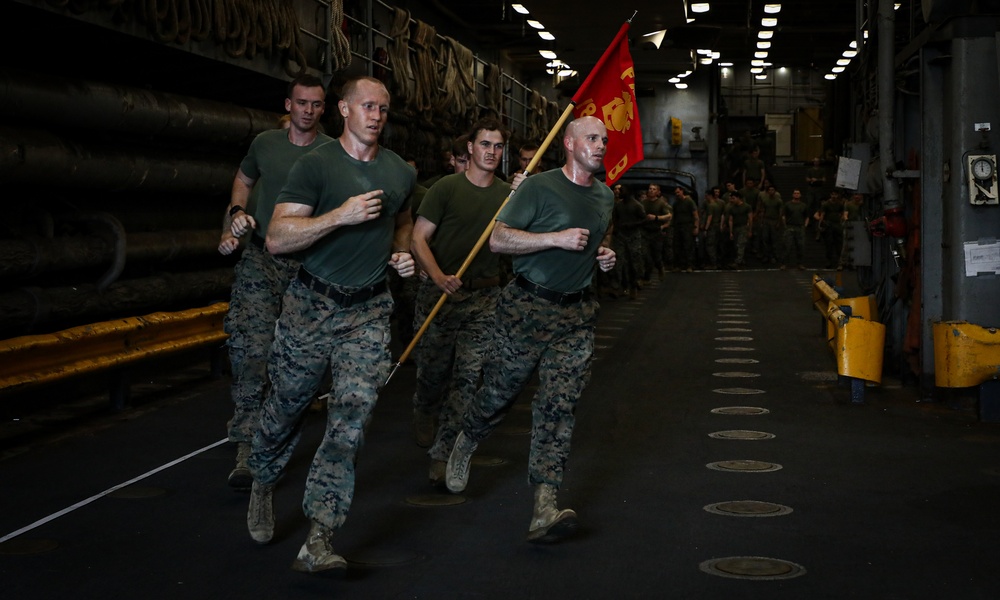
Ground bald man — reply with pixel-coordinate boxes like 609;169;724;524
446;116;616;544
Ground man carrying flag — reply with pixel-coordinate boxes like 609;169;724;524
445;115;616;543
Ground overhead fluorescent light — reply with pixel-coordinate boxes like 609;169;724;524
755;51;769;58
679;70;693;78
711;51;721;59
675;83;689;89
837;58;851;66
720;61;733;66
843;50;858;58
761;17;778;27
696;48;712;55
758;30;774;39
699;58;713;64
751;59;765;67
831;66;845;73
850;40;858;48
558;69;575;77
538;31;555;41
691;3;710;13
527;19;544;29
825;74;837;80
764;4;781;13
755;74;768;80
750;67;764;73
512;4;529;15
757;41;771;49
539;50;557;59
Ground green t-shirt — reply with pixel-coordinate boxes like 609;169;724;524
705;199;724;227
672;195;697;226
417;172;510;280
739;186;760;210
497;169;613;292
782;200;809;227
641;197;670;231
844;202;862;221
276;140;415;287
729;202;753;229
760;193;783;219
239;129;333;236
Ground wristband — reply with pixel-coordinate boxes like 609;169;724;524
229;205;246;217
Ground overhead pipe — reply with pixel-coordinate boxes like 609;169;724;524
0;124;239;195
0;67;279;146
0;229;223;281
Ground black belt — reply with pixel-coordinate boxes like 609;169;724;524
297;268;387;307
249;234;266;250
515;275;589;306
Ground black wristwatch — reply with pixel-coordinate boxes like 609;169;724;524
229;205;246;217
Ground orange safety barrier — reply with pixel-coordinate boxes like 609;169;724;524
0;303;229;395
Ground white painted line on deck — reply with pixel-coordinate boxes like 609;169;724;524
0;437;228;544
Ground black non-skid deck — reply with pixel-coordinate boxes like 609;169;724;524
3;268;999;599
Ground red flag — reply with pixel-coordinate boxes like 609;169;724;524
572;22;644;186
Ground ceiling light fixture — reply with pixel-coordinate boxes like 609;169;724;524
641;29;667;49
538;31;555;41
831;66;845;73
755;51;769;58
669;77;681;83
755;74;768;80
527;19;544;29
757;41;771;49
837;58;851;66
761;17;778;27
720;61;733;66
825;73;837;80
711;51;721;59
843;49;858;58
751;59;765;67
750;67;763;73
512;4;529;15
691;3;710;13
539;50;557;59
700;58;713;64
758;30;774;39
676;83;689;89
764;3;781;13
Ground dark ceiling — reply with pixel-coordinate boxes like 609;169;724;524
431;1;886;84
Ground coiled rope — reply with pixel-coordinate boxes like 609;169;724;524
387;8;416;108
328;0;352;72
435;36;476;126
410;19;439;122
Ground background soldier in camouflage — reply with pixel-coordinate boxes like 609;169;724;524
217;75;331;489
780;188;810;269
410;117;514;485
727;190;753;269
445;116;616;544
245;76;416;574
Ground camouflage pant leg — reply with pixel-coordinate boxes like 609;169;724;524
463;283;597;488
624;231;644;286
784;227;804;263
248;280;392;530
304;293;392;529
412;281;458;420
705;228;719;266
224;244;299;442
528;298;597;487
734;226;750;264
427;287;499;462
641;230;663;276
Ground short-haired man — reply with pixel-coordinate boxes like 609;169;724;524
218;74;332;489
410;117;513;484
446;116;616;544
507;142;541;182
245;76;417;573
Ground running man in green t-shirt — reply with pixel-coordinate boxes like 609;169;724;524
410;117;515;487
446;116;616;544
246;76;416;574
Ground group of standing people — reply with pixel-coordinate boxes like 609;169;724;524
217;74;616;574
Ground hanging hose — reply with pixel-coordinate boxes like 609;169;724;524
482;62;502;120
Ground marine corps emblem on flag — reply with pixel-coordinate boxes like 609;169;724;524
571;22;643;185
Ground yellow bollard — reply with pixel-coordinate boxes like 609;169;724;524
932;321;1000;388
